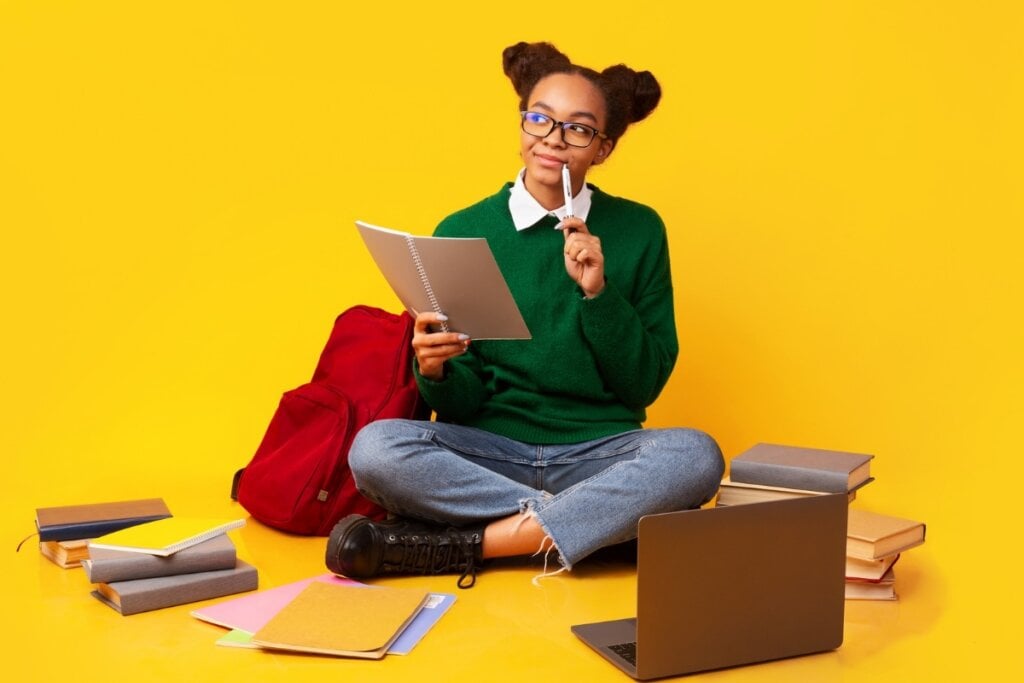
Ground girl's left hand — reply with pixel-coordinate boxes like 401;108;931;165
560;216;605;298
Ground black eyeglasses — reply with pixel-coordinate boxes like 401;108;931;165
520;111;607;148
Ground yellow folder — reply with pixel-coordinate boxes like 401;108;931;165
251;582;430;659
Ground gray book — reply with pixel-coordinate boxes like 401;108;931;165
90;560;258;615
729;443;874;493
83;533;236;583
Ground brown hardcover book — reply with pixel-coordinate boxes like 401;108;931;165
251;582;429;659
715;477;857;507
91;560;258;615
847;509;926;560
729;443;874;493
845;567;897;600
83;534;236;583
39;539;91;568
35;498;172;542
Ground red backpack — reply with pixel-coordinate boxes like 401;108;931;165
232;306;429;535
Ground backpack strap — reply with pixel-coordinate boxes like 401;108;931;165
230;468;245;501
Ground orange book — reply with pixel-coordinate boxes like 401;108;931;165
846;553;900;582
847;509;925;560
39;539;91;568
845;567;897;601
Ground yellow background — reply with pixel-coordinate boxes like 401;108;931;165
2;1;1021;680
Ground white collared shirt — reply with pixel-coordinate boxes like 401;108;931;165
507;168;593;231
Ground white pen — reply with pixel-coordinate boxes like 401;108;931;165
561;163;574;219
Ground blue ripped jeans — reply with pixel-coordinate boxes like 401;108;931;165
348;420;724;569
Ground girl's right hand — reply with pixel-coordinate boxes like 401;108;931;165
412;311;470;381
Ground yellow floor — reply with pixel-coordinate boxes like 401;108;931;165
3;2;1022;680
5;482;999;683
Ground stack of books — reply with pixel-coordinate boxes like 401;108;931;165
844;509;926;601
191;574;457;658
84;517;258;615
717;443;927;600
34;498;173;568
717;443;874;506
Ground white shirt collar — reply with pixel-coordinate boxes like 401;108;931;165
508;168;593;231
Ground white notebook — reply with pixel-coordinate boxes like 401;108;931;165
356;221;531;340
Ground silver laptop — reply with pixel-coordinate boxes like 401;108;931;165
572;493;848;679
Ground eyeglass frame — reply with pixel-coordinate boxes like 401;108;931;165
519;110;609;148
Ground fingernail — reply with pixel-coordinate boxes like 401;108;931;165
437;313;449;321
458;334;470;341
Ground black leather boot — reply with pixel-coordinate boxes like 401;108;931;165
326;515;485;588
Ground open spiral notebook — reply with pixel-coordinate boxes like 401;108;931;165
356;221;531;340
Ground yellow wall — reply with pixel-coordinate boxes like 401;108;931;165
2;1;1021;674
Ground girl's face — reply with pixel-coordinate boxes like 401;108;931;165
520;73;614;201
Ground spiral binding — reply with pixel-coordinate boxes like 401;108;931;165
405;235;449;333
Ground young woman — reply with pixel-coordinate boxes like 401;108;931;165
327;42;724;588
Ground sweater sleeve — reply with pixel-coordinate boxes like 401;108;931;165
413;348;488;421
577;224;678;410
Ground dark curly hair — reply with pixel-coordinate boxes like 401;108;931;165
502;41;661;147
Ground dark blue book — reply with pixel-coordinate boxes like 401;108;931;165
35;498;172;542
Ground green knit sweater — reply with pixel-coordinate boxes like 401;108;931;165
415;183;678;444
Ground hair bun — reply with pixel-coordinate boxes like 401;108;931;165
502;42;572;100
601;64;662;124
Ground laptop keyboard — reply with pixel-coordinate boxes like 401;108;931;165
609;641;637;666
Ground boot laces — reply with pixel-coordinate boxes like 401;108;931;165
389;528;480;589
